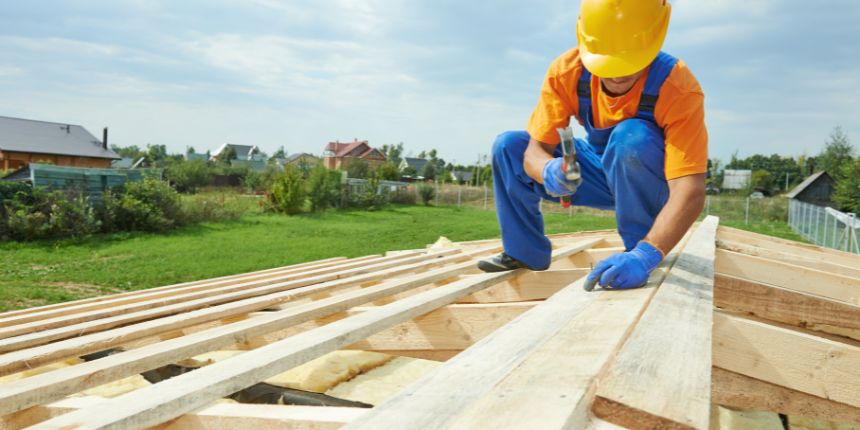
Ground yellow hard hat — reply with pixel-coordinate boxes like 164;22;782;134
576;0;672;78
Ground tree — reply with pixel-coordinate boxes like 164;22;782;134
347;159;370;179
217;146;237;167
306;163;341;212
145;144;168;164
750;170;774;193
833;158;860;212
166;160;212;193
271;146;286;160
419;160;436;180
376;162;401;181
818;126;854;181
380;143;404;165
268;165;306;215
111;144;145;159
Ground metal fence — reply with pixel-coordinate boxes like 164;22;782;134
788;199;860;254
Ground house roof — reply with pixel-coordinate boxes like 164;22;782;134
786;171;831;199
286;153;319;162
0;116;120;160
211;143;258;161
401;157;429;172
452;170;474;182
325;140;368;157
184;152;209;162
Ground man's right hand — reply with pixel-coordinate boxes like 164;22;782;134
542;157;581;197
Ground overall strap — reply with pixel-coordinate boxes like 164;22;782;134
575;66;593;125
636;51;679;123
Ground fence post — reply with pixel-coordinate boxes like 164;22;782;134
745;197;750;225
483;186;488;210
850;213;858;253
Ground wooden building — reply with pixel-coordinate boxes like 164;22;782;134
786;171;836;208
0;116;120;171
323;139;386;170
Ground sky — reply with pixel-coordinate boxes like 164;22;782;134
0;0;858;165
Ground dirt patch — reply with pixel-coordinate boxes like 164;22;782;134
45;283;124;296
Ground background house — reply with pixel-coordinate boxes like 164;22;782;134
323;139;386;170
210;143;266;171
451;170;474;184
285;153;320;173
722;169;752;190
399;157;428;174
0;116;120;171
786;171;836;208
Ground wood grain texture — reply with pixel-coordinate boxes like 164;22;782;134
343;237;688;430
0;246;496;377
714;274;860;334
717;226;860;267
712;367;860;425
715;249;860;304
0;253;502;415
712;311;860;408
716;239;860;279
592;216;719;430
27;240;601;430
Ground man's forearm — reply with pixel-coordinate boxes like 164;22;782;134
643;174;706;255
524;138;557;183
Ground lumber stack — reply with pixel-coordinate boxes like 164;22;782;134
1;217;859;430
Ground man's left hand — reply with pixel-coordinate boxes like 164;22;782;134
586;241;664;289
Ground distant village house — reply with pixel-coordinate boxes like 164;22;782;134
0;116;120;171
323;139;386;170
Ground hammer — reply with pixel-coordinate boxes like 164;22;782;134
555;127;582;208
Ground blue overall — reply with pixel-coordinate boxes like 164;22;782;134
492;52;678;270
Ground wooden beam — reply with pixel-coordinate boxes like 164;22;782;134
0;246;497;377
2;396;365;430
28;241;600;430
714;274;860;337
716;239;860;279
0;250;455;340
0;256;360;329
715;249;860;304
717;226;860;267
712;367;860;425
458;269;588;303
592;216;718;430
343;234;690;430
241;303;535;351
712;311;860;408
0;256;351;324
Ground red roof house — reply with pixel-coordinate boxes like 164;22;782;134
322;139;386;170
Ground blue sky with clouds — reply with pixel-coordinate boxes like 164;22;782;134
0;0;857;165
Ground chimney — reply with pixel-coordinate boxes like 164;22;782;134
103;127;108;150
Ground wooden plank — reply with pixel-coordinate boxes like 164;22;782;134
592;216;719;430
0;245;498;377
712;311;860;408
0;250;449;340
714;274;860;335
0;256;512;415
0;249;465;353
0;256;351;321
715;249;860;304
458;269;588;303
29;240;599;430
240;303;535;351
717;226;860;267
716;239;860;279
712;367;860;425
565;247;625;267
1;396;365;430
0;256;360;328
343;235;688;430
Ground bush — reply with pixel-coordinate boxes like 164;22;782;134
166;160;212;193
268;165;306;215
389;189;416;205
179;193;246;224
104;178;183;232
306;163;342;212
418;184;435;206
3;188;99;240
376;162;401;181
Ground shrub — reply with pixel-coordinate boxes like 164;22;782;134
166;160;212;193
418;184;435;206
179;192;245;224
349;173;387;211
268;165;306;214
306;163;342;212
375;162;401;181
105;178;183;232
389;189;416;205
3;188;99;240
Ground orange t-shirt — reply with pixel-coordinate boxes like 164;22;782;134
526;48;708;180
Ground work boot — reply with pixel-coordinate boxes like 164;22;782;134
477;253;545;273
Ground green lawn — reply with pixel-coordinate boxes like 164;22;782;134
0;205;616;312
0;202;807;312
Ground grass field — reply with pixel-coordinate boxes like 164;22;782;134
0;205;618;312
0;201;805;312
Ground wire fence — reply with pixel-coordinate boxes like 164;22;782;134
788;199;860;254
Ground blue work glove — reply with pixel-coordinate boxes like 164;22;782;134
586;241;664;290
542;157;580;197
